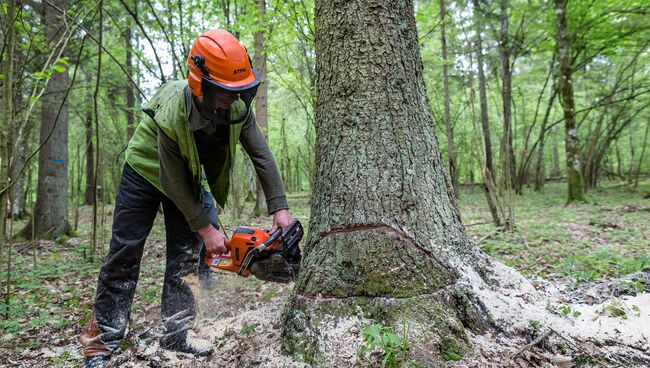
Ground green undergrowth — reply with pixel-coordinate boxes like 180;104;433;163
461;180;650;285
0;241;100;356
0;182;647;364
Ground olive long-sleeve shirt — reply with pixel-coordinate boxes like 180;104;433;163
157;87;288;231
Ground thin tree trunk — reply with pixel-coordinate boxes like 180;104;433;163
440;0;459;198
84;88;95;205
555;0;585;203
253;0;268;216
473;1;494;178
633;117;650;188
1;0;17;250
472;0;501;226
534;90;558;191
627;131;635;184
91;0;103;259
33;0;71;239
551;126;562;178
10;143;27;218
499;0;517;194
125;25;136;140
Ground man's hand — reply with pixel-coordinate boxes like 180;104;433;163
270;209;294;233
197;224;228;256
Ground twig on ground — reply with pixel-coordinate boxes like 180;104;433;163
511;328;553;359
476;230;498;245
549;327;625;367
466;220;492;227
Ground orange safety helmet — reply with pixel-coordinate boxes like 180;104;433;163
187;29;260;124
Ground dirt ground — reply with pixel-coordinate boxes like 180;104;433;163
1;184;649;367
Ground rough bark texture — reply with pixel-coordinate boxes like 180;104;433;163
33;0;71;239
281;1;489;365
554;0;585;203
253;0;268;216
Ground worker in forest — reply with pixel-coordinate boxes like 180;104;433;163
79;29;293;368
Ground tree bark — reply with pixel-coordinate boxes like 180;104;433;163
554;0;585;203
1;0;17;243
84;90;95;206
550;126;562;178
440;0;459;199
472;0;494;179
10;141;27;218
534;89;558;191
633;116;649;188
33;0;71;239
253;0;268;216
282;1;491;364
499;0;517;193
125;25;136;140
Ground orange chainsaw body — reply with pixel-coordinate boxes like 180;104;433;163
204;226;282;277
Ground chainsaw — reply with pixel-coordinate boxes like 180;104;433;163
204;220;303;283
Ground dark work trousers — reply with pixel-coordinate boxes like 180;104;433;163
89;164;217;354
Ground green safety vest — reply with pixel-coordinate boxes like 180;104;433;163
125;80;243;206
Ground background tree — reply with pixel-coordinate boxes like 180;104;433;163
253;0;269;216
32;0;72;239
554;0;585;203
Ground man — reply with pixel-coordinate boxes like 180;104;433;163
79;29;293;368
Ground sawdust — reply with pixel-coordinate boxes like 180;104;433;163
456;259;650;365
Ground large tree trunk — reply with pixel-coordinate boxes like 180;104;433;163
281;1;491;364
33;0;71;239
554;0;585;203
440;0;459;199
253;0;268;216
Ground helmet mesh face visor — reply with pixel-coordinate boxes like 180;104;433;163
200;76;259;125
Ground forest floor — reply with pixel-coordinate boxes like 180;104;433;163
0;180;648;367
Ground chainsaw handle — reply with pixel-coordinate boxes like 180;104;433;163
259;228;282;250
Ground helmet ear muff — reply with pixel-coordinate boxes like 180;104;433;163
191;54;211;79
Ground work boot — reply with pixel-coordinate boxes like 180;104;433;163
198;245;217;290
198;265;218;290
160;331;214;357
80;355;110;368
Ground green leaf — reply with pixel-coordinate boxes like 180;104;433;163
52;64;66;73
56;57;70;67
29;96;39;103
